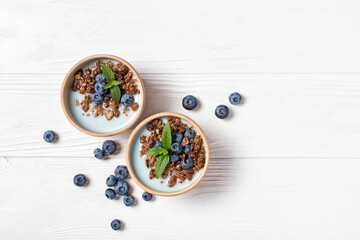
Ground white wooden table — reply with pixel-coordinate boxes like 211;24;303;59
1;0;360;239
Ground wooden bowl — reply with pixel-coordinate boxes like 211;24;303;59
61;54;145;137
126;112;210;196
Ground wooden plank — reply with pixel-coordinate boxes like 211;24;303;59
0;0;360;73
1;157;359;239
0;73;359;158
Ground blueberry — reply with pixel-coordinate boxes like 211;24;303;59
120;94;134;107
215;105;230;119
95;73;106;83
184;128;196;139
94;81;108;95
43;130;56;143
94;148;104;159
111;219;122;230
114;165;129;180
172;132;183;143
229;92;242;105
102;140;117;155
123;195;135;206
154;141;163;148
170;154;180;163
142;192;153;201
183;144;191;154
106;175;118;187
182;95;198;110
170;142;183;155
105;188;116;200
73;174;87;187
114;180;130;195
181;158;194;170
92;92;104;105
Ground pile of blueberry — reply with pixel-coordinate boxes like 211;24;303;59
182;92;243;119
91;73;135;107
164;127;197;169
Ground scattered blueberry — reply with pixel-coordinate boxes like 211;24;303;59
92;92;104;105
43;130;56;143
105;188;116;200
123;195;135;206
184;128;196;139
170;142;183;155
229;92;242;105
95;73;106;83
215;105;230;119
94;148;104;160
154;141;163;148
114;180;130;196
73;174;87;187
120;94;134;107
181;158;194;170
106;175;118;187
182;95;198;110
111;219;122;230
183;144;191;155
94;81;108;95
102;140;117;155
114;165;129;180
142;192;153;201
170;154;180;163
172;132;183;143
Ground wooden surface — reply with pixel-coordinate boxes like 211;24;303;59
1;0;360;239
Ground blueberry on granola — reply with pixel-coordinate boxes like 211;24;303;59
111;219;122;231
73;174;87;187
114;165;129;180
172;132;183;143
229;92;242;105
94;81;108;95
183;144;191;155
92;92;104;105
94;148;104;160
120;94;134;107
182;95;198;110
95;73;106;83
184;127;196;140
154;141;163;148
181;157;194;170
170;142;183;155
142;192;153;201
215;105;229;119
170;154;180;163
106;175;118;187
114;180;130;195
102;140;117;155
43;130;56;143
123;195;135;207
105;188;116;200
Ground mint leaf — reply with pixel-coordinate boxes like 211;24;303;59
110;85;121;104
112;81;121;86
161;123;172;149
147;147;168;156
104;82;113;89
155;154;170;179
101;64;115;82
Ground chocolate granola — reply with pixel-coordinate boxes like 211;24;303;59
140;117;206;187
71;60;140;120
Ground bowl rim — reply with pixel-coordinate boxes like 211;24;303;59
60;54;146;137
126;112;210;196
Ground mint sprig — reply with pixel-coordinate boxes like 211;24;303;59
100;64;121;104
146;123;172;178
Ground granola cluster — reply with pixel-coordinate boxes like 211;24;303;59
140;117;206;187
71;60;140;120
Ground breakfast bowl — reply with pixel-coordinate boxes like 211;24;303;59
61;54;145;137
126;112;210;196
